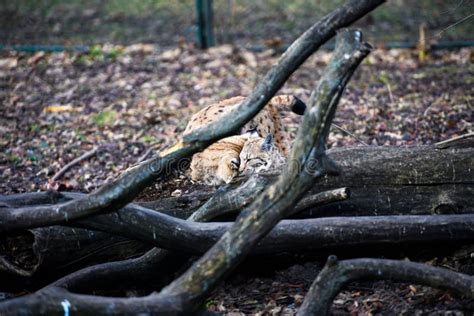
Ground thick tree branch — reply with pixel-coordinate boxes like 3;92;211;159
185;0;385;144
297;257;474;316
0;146;197;233
0;0;385;235
0;226;150;277
3;214;474;277
0;1;386;313
44;248;177;293
157;28;372;310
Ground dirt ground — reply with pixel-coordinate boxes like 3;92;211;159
0;45;473;314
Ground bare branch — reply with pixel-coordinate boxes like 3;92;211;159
51;147;99;181
157;28;372;310
0;1;385;313
297;257;474;316
0;0;385;235
185;0;385;144
435;132;474;149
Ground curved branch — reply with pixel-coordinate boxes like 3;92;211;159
0;146;197;233
189;175;348;221
72;214;474;254
0;0;383;235
9;213;474;263
185;0;384;144
0;2;385;313
158;28;372;309
45;248;173;292
297;257;474;316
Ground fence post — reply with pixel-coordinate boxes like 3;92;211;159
196;0;215;49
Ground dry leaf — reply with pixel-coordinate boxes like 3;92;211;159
43;104;82;113
0;57;18;69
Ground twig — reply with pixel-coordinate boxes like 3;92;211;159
435;12;474;38
386;81;394;104
135;146;155;164
297;256;474;316
331;123;369;146
439;0;465;14
435;132;474;149
51;147;99;181
290;187;349;215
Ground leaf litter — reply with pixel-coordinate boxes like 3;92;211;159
0;45;473;314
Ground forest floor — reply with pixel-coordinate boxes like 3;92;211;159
1;45;473;314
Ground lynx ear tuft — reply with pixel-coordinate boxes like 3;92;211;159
261;135;273;151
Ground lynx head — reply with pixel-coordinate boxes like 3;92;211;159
239;134;287;177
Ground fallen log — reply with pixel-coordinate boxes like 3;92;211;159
146;140;474;219
2;141;471;223
0;226;150;277
1;139;471;277
310;141;473;216
3;214;474;277
140;138;474;219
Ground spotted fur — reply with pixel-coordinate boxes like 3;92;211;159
184;95;306;185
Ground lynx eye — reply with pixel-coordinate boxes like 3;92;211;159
248;157;267;167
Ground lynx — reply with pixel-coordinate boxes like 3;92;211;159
184;95;306;185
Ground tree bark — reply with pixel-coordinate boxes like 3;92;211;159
138;140;474;220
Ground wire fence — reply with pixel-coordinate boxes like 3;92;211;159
0;0;472;49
